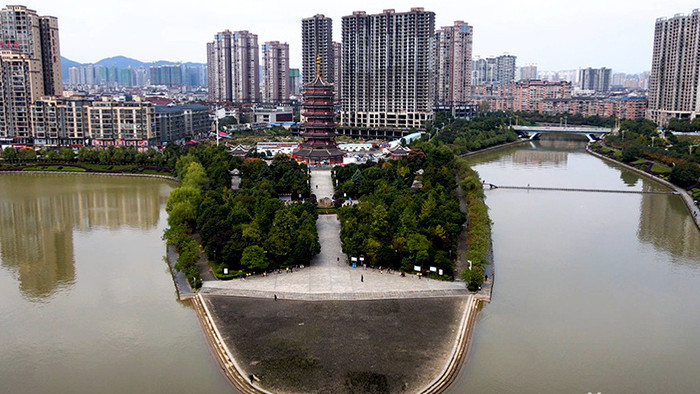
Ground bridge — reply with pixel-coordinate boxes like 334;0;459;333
512;125;612;142
484;183;677;195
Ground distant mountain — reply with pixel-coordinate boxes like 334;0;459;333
95;55;148;69
60;55;205;81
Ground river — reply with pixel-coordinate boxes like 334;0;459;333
449;139;700;393
2;142;699;394
0;174;234;394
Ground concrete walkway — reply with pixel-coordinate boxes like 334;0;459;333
200;214;467;300
310;168;335;201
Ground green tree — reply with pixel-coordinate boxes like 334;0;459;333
2;147;17;162
241;245;268;271
17;148;36;162
669;162;700;188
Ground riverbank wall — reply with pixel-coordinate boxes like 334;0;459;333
459;139;530;158
0;169;179;183
586;144;700;231
418;295;481;394
191;294;271;394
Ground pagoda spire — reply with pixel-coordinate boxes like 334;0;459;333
315;54;321;80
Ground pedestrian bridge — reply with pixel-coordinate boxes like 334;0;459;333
513;125;612;142
484;183;677;195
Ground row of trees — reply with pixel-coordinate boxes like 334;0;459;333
455;158;491;290
1;145;179;168
335;144;466;278
163;157;209;287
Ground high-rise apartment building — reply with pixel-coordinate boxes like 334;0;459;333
262;41;290;103
0;51;40;139
472;54;516;85
289;68;301;97
302;14;333;85
207;30;233;101
519;65;538;81
436;21;473;106
332;41;342;101
0;5;62;96
207;30;260;103
150;64;183;86
579;67;611;92
496;55;516;85
648;9;700;124
342;8;436;129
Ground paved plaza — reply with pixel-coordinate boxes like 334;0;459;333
201;169;468;300
310;168;335;201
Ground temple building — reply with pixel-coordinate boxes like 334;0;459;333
293;57;344;165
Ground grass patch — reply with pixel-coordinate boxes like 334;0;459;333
651;163;671;174
631;159;647;165
317;207;337;215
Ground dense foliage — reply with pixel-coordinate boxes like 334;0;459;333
164;158;209;287
239;155;310;198
335;144;466;279
426;112;519;154
454;158;491;291
163;146;318;283
597;118;700;188
668;118;700;132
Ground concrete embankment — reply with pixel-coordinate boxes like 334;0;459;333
194;294;481;394
586;145;700;231
459;139;530;157
0;169;179;183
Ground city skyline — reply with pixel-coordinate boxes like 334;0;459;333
22;0;699;74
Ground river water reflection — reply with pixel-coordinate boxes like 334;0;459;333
449;139;700;393
0;174;234;394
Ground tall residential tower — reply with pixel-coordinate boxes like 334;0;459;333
648;9;700;124
341;8;436;129
262;41;290;103
436;21;473;106
206;30;260;103
0;5;62;96
302;14;334;86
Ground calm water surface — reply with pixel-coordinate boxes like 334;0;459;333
450;139;700;393
0;174;235;394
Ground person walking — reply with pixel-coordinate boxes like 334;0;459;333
361;275;364;282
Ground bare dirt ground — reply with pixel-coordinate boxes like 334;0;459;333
203;295;468;394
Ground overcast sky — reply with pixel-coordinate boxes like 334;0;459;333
24;0;699;73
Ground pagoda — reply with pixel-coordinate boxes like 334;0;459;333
293;56;344;165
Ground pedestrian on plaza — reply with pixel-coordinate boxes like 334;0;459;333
249;375;255;384
274;294;277;301
361;275;364;282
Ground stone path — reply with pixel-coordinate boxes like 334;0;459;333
310;168;334;201
201;169;468;300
